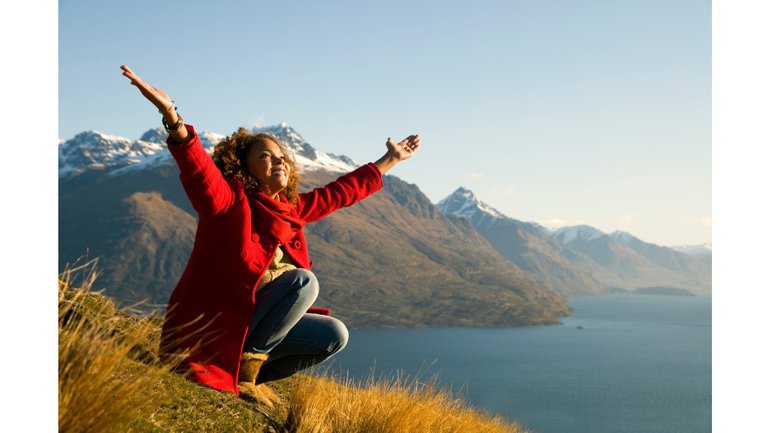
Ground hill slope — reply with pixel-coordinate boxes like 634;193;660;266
58;278;529;432
437;188;604;296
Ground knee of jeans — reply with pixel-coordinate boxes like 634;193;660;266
325;317;349;355
294;269;319;303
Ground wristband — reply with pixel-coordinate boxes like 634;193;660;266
158;101;176;114
162;115;185;133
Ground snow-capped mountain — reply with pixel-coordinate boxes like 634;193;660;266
256;123;357;172
552;225;608;244
436;187;712;294
671;242;712;257
608;230;637;244
58;123;357;178
436;187;511;229
437;187;604;295
58;130;165;177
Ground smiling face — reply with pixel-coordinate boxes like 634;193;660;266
246;138;291;199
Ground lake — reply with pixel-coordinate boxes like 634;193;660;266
322;294;711;433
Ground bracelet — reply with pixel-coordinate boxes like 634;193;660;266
158;100;176;114
162;115;185;133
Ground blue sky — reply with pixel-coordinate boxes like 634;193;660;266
59;0;711;246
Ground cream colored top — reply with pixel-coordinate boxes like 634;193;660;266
255;246;297;291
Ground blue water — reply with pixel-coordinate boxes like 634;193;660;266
323;294;711;433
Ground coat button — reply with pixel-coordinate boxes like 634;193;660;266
251;233;259;242
241;250;249;259
293;240;302;249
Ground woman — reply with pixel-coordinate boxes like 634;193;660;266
120;65;420;406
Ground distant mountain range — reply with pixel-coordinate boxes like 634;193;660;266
59;123;710;328
59;123;356;178
59;124;570;328
437;188;711;295
670;242;712;264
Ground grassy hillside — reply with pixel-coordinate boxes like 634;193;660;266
58;264;529;433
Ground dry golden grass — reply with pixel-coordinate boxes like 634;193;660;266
58;261;171;433
284;370;528;433
59;260;529;433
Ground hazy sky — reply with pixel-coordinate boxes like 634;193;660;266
59;0;711;246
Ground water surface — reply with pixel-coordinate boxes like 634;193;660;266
324;294;711;433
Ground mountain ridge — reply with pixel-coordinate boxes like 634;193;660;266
437;187;711;295
59;123;358;178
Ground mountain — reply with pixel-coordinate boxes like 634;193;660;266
438;189;712;295
437;188;604;296
608;231;710;275
551;227;711;292
671;242;712;256
59;130;165;177
59;124;570;328
58;123;355;179
671;242;712;268
551;225;607;244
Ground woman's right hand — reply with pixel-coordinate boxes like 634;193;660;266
121;65;188;141
120;65;175;114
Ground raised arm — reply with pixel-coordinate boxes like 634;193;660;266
297;134;421;222
296;163;384;223
373;134;421;175
120;65;189;144
120;65;235;216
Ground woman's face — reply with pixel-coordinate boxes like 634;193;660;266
246;139;290;198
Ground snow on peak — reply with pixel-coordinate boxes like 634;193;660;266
671;242;712;255
453;186;475;200
139;127;168;143
199;131;227;148
250;124;356;174
553;225;607;244
609;230;638;244
59;130;165;176
59;123;356;177
437;187;506;222
255;123;307;151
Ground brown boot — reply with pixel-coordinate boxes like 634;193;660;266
237;352;282;408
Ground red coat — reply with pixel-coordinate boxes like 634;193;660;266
160;124;383;395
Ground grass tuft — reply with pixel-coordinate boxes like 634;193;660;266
59;261;170;432
283;369;528;433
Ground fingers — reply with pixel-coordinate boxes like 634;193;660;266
121;71;140;87
389;134;420;159
120;64;170;110
120;64;147;88
398;134;420;151
407;135;420;153
120;65;137;80
385;133;421;160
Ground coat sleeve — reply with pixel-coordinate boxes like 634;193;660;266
166;124;235;217
296;163;384;223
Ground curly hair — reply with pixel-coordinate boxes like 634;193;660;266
212;127;301;204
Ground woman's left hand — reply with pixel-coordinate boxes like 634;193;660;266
386;134;421;161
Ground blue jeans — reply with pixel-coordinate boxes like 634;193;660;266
243;269;349;384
